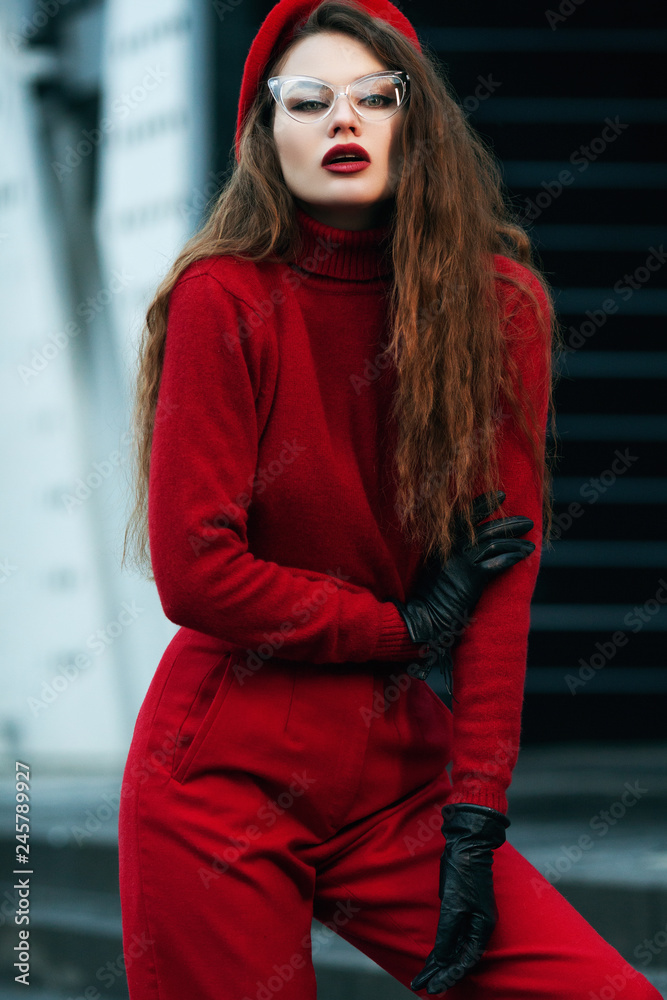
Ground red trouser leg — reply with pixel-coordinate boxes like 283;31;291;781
118;629;322;1000
118;629;662;1000
313;776;662;1000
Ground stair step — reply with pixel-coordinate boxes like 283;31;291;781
533;224;666;250
553;415;667;439
530;604;667;630
540;542;667;566
556;352;667;377
475;98;667;122
415;27;667;51
553;479;667;505
504;162;667;187
525;666;667;694
529;629;662;663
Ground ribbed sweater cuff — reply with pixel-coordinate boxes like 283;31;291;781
371;600;426;661
443;786;509;815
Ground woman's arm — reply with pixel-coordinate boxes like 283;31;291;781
148;263;418;665
442;257;552;814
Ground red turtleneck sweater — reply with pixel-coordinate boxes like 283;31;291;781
148;206;550;813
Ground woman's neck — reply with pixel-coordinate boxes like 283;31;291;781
293;198;395;231
291;204;394;281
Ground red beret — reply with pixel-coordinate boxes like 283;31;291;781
234;0;422;161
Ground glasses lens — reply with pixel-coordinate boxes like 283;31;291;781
281;79;335;121
350;75;404;119
280;75;404;121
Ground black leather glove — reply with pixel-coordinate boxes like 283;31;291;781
410;803;510;995
388;491;535;695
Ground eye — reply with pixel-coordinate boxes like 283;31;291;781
359;93;392;108
291;99;328;112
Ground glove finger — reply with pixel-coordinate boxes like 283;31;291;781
472;516;534;543
410;949;439;991
426;913;491;993
474;538;536;563
426;962;469;994
432;909;467;967
455;911;494;970
479;547;535;575
452;492;505;545
469;491;505;525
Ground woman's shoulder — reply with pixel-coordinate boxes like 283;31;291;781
491;255;552;398
491;253;550;322
173;254;281;314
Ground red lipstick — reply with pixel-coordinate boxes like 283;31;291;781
322;143;371;172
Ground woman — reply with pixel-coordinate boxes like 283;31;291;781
118;1;660;997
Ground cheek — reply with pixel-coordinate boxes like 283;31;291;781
388;123;406;173
384;126;404;189
274;121;312;176
389;118;405;157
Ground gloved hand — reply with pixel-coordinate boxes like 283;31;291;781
388;490;535;694
410;803;510;995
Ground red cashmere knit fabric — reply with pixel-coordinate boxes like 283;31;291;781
148;206;550;813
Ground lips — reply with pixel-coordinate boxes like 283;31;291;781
321;143;371;166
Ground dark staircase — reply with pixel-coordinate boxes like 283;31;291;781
412;1;667;743
409;3;667;996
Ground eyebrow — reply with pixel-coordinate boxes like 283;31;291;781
281;71;391;86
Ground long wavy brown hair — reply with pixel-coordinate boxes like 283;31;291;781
121;0;562;580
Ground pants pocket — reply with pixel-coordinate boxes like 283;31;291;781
170;648;237;784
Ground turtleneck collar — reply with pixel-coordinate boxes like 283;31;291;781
291;205;394;281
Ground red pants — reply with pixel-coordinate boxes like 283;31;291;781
118;627;660;1000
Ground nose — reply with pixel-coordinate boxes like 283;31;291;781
326;93;362;134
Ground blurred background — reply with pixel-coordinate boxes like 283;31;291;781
0;0;665;996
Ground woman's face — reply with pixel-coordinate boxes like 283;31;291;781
271;31;406;230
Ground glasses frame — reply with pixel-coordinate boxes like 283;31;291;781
267;69;410;124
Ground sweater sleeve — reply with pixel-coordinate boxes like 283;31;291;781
148;266;418;664
442;262;551;815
